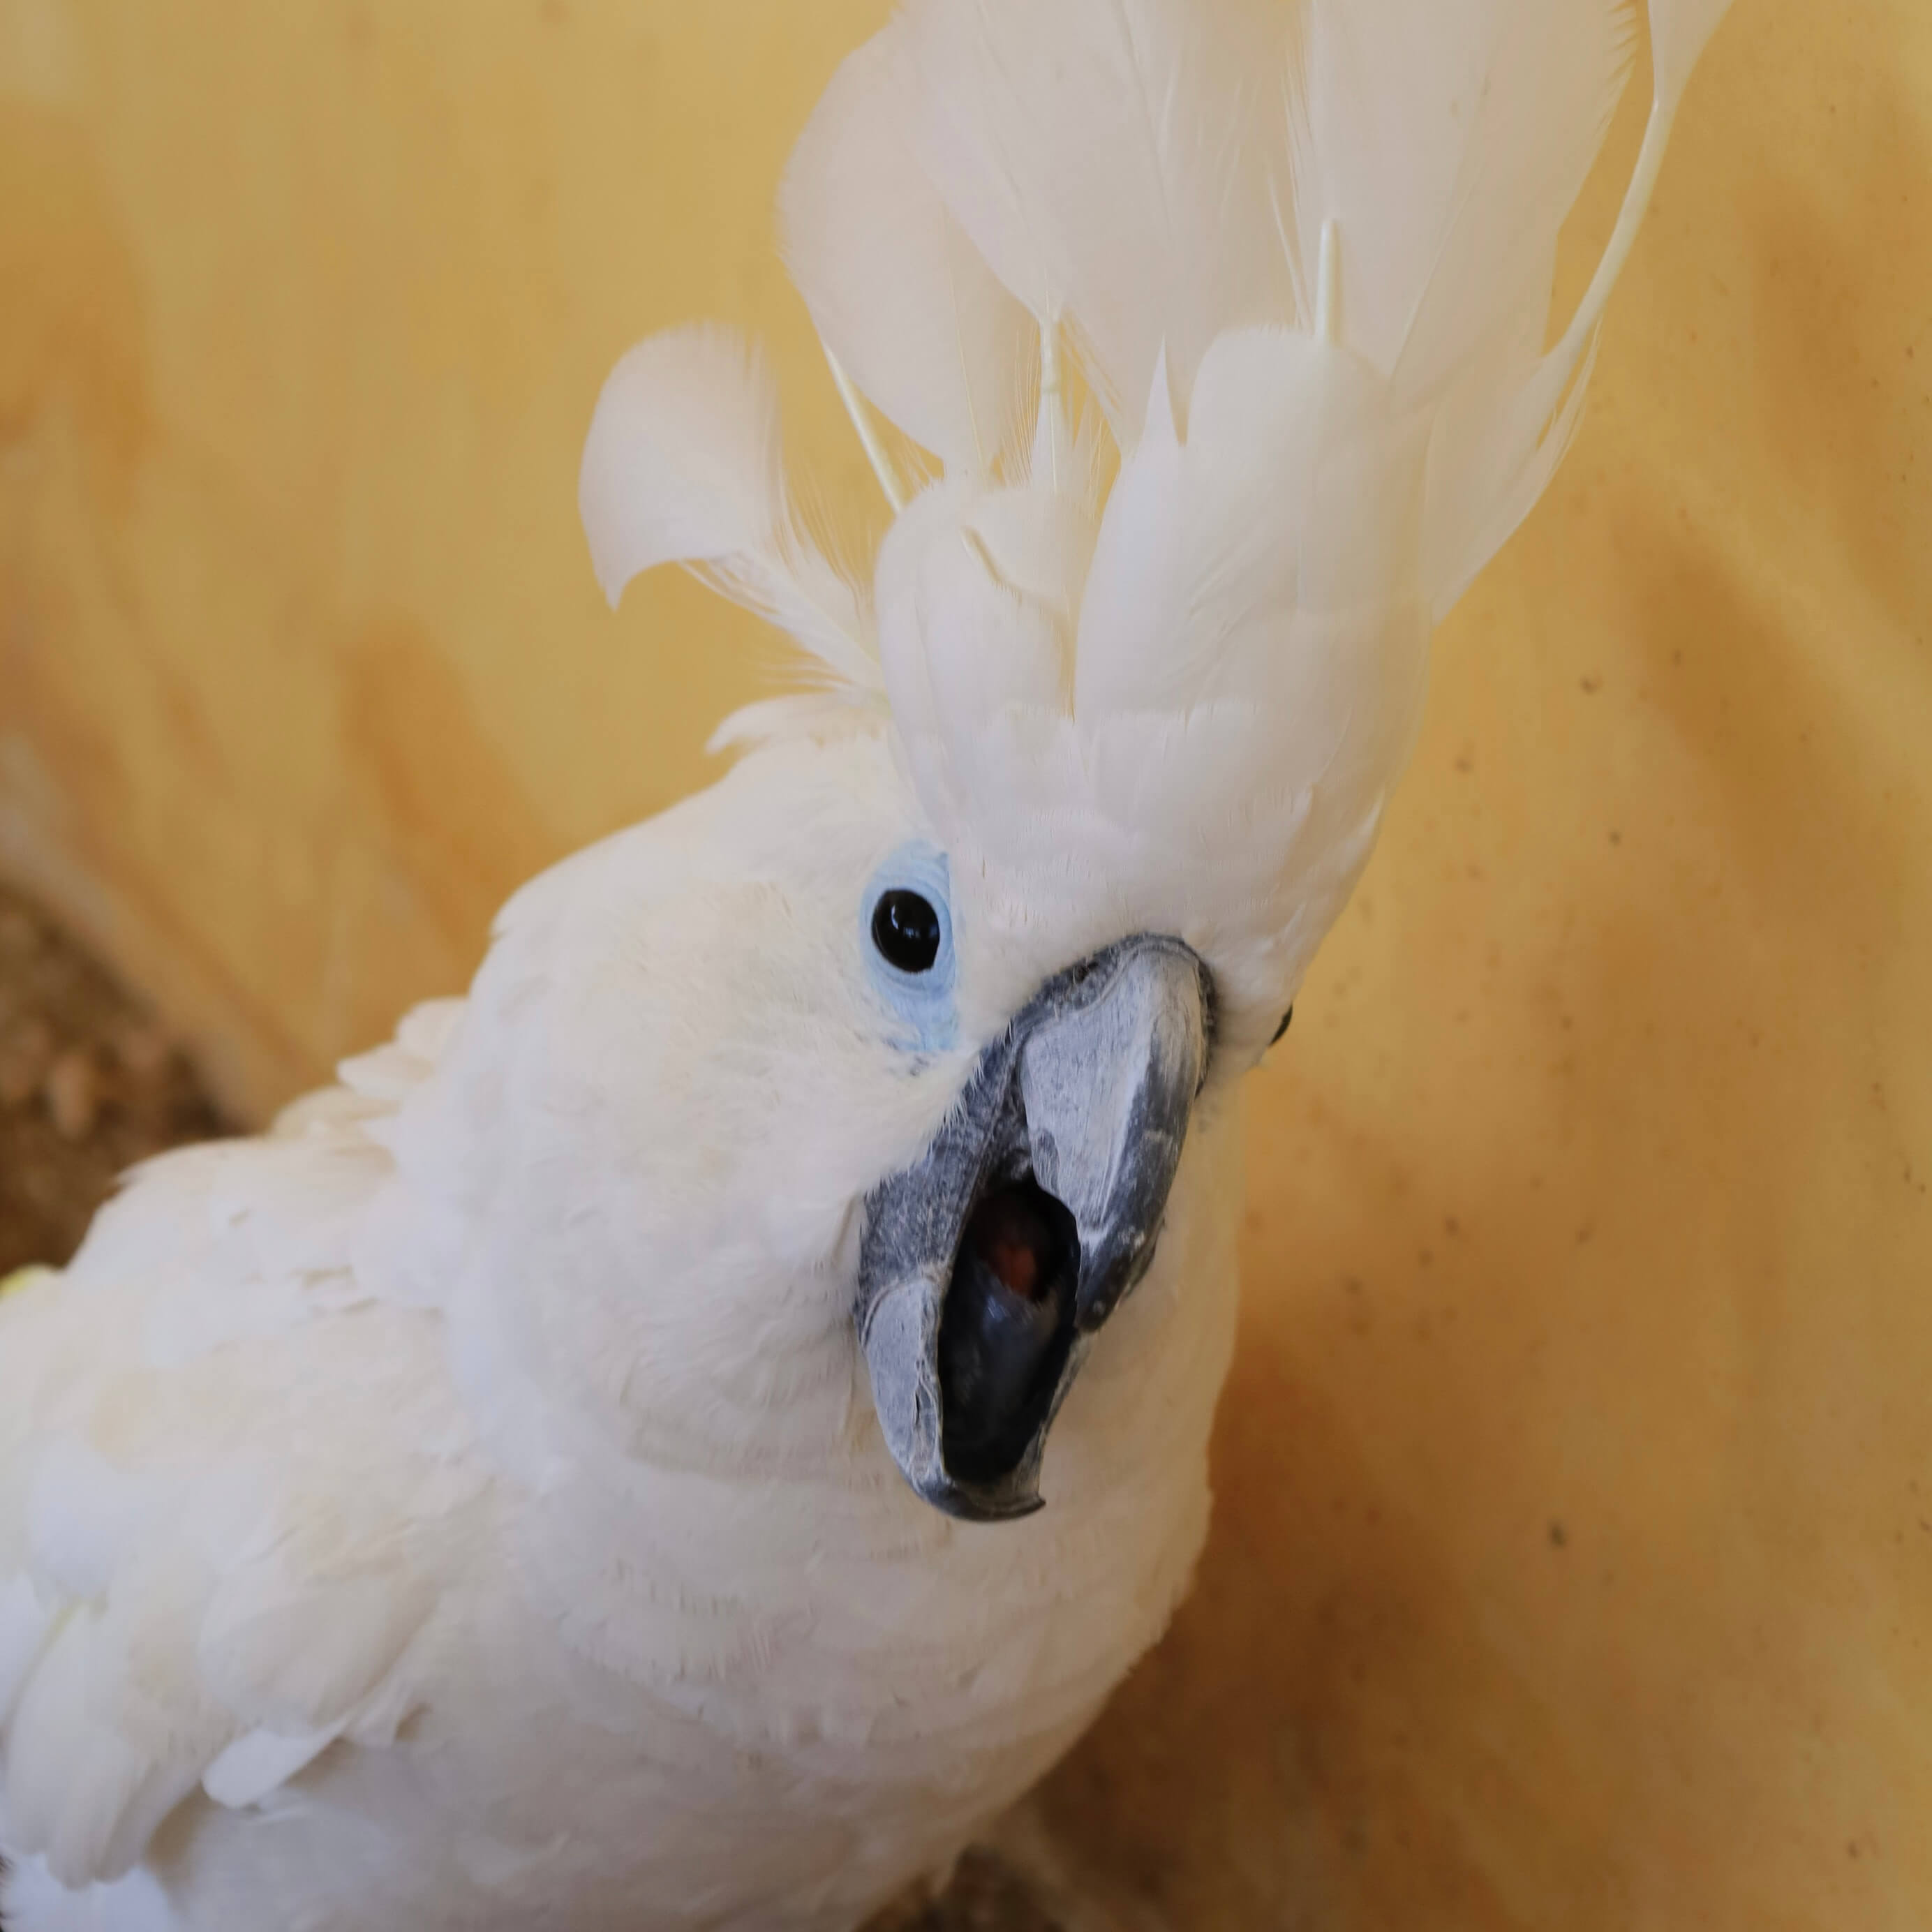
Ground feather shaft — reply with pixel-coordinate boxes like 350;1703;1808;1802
825;345;909;512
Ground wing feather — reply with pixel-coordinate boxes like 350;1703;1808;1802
0;1016;484;1889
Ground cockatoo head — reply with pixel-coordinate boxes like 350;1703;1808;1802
576;0;1727;1516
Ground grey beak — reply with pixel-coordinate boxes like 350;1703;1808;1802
857;936;1213;1522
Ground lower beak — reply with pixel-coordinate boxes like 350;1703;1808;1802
857;936;1213;1521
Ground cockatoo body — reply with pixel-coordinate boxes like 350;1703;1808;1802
0;734;1241;1929
0;0;1727;1924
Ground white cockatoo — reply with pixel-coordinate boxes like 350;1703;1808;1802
0;0;1727;1925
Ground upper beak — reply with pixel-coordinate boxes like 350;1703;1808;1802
856;935;1214;1521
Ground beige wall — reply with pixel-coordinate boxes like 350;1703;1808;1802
4;1;1931;1926
1;0;898;1104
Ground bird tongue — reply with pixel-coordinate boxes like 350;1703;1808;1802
967;1180;1056;1300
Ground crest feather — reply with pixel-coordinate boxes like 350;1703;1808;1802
579;325;880;692
897;0;1295;444
780;28;1036;481
584;0;1730;981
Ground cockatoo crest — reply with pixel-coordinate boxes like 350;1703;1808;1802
581;0;1728;1034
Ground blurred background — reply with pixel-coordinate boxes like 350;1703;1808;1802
3;0;1930;1925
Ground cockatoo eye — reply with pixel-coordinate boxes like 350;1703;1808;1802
861;842;958;1052
870;891;942;974
1269;1006;1294;1047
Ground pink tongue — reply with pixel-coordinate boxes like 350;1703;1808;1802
969;1190;1050;1301
986;1235;1041;1299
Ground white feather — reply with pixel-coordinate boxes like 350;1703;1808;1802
899;0;1291;441
1417;0;1732;606
1288;0;1635;400
704;690;882;756
0;1574;54;1727
6;1591;223;1887
1424;323;1605;616
201;1725;342;1810
780;26;1035;479
2;1860;175;1932
1535;0;1732;387
24;1441;151;1604
197;1565;435;1736
578;325;881;690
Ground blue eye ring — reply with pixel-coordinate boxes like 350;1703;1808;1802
862;842;958;1053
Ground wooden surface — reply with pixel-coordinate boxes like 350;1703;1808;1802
4;2;1931;1926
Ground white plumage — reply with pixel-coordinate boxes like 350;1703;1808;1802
579;327;879;692
1;1;1727;1925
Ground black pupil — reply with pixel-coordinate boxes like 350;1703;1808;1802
872;891;942;974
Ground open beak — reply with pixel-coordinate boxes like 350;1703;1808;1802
857;935;1214;1521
